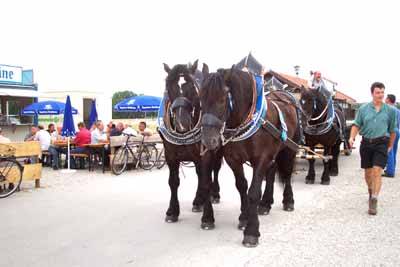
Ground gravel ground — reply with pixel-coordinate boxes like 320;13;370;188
0;147;399;267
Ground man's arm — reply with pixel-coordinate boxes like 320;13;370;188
388;108;398;151
388;132;396;152
349;125;359;148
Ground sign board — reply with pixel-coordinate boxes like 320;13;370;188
0;64;23;84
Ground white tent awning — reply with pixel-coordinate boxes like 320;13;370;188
0;88;42;98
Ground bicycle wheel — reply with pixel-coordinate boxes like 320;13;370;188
111;147;128;175
139;145;157;170
0;158;23;199
155;149;166;169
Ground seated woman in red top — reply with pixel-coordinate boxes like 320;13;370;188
70;122;91;168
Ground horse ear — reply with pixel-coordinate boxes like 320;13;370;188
190;60;198;74
202;63;209;78
223;65;235;82
163;63;171;74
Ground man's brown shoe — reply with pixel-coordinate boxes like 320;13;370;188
368;198;377;215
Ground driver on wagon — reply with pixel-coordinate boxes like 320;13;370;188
309;71;331;98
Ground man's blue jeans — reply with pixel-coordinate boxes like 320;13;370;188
386;130;399;177
48;146;61;168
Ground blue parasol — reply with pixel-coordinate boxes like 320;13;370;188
88;99;98;129
22;100;78;115
114;95;162;112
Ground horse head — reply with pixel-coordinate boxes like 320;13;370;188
299;86;329;121
163;60;200;133
200;64;249;150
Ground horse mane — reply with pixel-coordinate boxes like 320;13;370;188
200;71;226;104
201;68;253;127
166;64;189;82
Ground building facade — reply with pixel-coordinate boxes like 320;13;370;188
0;64;39;141
39;89;112;128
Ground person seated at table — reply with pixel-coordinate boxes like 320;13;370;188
138;121;153;136
90;122;97;132
90;120;110;167
26;125;51;150
47;123;56;134
91;120;108;144
26;125;51;163
110;122;124;137
69;122;91;169
106;120;114;133
24;126;36;141
0;128;11;143
122;123;138;136
48;125;65;170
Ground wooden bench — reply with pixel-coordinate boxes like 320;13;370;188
70;153;89;169
0;142;43;188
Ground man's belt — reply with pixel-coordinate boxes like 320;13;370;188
361;136;389;144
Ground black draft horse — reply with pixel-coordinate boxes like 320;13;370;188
299;86;346;185
199;65;300;247
161;61;223;223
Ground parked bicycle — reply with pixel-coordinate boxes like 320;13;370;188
155;146;166;169
111;134;157;175
0;154;23;198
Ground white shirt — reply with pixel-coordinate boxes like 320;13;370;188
91;128;107;144
50;131;64;143
122;127;138;136
0;135;11;143
34;130;51;151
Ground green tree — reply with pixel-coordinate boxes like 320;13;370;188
112;90;137;119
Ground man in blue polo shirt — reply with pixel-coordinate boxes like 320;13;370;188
349;82;397;215
383;94;400;177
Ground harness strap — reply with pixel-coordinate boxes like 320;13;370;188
271;101;288;141
243;74;258;125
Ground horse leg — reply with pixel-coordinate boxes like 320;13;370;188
210;154;223;204
321;145;331;185
225;162;249;230
305;146;316;184
192;162;205;213
200;153;216;230
258;162;275;215
165;160;180;223
329;140;341;176
276;148;296;211
242;161;268;247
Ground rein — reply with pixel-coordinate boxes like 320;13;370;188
158;77;203;145
303;96;335;136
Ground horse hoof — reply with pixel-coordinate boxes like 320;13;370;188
192;205;203;213
210;197;220;204
283;203;294;212
237;220;248;230
329;171;338;177
321;180;330;185
305;179;315;184
165;215;178;223
242;235;259;247
258;206;270;215
201;222;215;230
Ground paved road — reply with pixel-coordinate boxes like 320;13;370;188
1;150;399;267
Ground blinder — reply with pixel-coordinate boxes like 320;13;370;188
170;97;193;112
202;113;225;129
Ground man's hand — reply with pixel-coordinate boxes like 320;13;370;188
348;138;355;148
388;146;393;153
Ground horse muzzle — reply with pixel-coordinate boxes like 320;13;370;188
201;113;224;150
